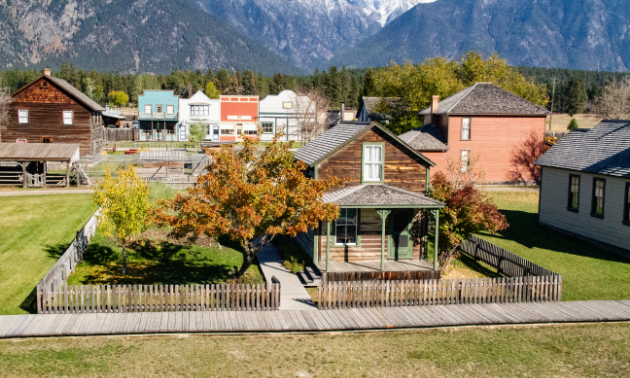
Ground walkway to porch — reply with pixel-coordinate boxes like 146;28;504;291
315;259;434;273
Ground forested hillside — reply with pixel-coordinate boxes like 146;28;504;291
0;0;301;75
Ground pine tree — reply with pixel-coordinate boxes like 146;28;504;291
242;70;258;95
565;78;587;116
327;66;341;106
216;69;230;93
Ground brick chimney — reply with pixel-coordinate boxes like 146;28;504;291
431;95;440;114
43;68;51;76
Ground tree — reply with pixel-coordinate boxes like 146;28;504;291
272;73;285;94
227;74;243;95
205;82;220;99
429;172;509;270
108;91;129;107
216;69;230;93
0;78;12;140
509;131;548;185
294;88;330;144
94;166;149;274
587;77;630;119
568;118;579;130
152;131;343;278
187;121;206;143
327;66;341;105
242;70;258;95
443;151;486;190
565;78;587;116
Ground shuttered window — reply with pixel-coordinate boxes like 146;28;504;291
567;174;580;212
63;111;73;125
18;110;28;124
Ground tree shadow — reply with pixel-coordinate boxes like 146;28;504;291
483;209;630;265
19;287;37;314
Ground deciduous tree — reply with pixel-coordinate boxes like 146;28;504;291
0;78;12;140
94;166;150;274
205;82;220;99
187;121;207;143
107;91;129;107
152;132;343;277
587;77;630;119
294;88;329;144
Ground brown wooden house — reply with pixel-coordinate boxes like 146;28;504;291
1;69;105;156
294;122;445;275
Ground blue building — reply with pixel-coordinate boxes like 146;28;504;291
137;90;180;141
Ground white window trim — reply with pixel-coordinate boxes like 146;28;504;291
461;150;470;173
166;105;175;115
63;111;73;125
335;209;358;246
462;117;471;140
144;105;152;114
18;110;28;124
363;144;384;182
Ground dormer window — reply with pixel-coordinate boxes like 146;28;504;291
362;143;384;182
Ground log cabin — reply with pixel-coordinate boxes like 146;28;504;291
1;69;104;156
294;122;445;276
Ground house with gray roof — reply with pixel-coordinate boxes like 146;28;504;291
294;121;444;276
535;120;630;252
400;83;550;183
355;97;399;123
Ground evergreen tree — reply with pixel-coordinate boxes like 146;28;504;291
327;66;341;106
568;118;579;130
565;77;587;116
362;69;376;96
347;77;361;108
272;73;285;94
216;69;230;93
242;70;258;95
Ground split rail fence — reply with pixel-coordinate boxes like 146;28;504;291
318;276;562;309
37;282;281;314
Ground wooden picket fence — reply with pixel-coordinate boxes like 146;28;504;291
37;282;281;314
318;276;562;309
322;269;441;283
459;235;560;277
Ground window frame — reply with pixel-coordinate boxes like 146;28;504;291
567;174;580;213
40;137;53;143
590;177;606;219
261;122;274;134
334;208;359;246
63;111;73;126
156;105;163;114
461;117;471;140
361;142;385;183
166;105;174;115
623;183;630;226
243;129;258;136
18;110;28;124
460;149;470;173
220;128;234;135
283;101;294;109
144;105;152;114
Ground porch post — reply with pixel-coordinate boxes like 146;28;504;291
376;209;391;271
326;221;331;272
20;162;27;188
433;209;440;271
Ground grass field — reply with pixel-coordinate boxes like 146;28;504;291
0;194;94;315
481;191;630;301
0;323;629;377
547;114;602;131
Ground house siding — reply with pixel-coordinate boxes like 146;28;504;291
539;166;630;251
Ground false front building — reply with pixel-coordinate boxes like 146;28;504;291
138;90;180;141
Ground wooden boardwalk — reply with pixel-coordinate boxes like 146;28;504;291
1;300;629;338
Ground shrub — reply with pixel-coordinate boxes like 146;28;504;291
568;118;579;130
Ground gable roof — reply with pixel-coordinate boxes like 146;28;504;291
0;143;80;162
323;184;444;207
419;83;550;116
357;96;399;118
535;120;630;178
399;124;449;151
12;75;105;112
293;121;435;167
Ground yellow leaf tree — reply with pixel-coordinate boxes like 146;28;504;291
107;91;130;107
94;166;149;274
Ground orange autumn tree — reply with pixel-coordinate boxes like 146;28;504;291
152;130;343;278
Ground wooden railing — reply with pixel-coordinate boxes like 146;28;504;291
459;235;560;277
37;281;281;314
318;276;562;309
36;212;99;293
322;269;441;284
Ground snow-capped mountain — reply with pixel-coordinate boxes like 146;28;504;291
191;0;436;70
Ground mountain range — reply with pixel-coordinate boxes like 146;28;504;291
1;0;630;74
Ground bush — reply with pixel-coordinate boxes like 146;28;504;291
568;118;579;130
187;121;206;143
274;235;310;274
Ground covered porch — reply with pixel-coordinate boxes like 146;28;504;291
315;185;444;274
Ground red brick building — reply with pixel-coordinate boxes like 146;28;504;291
399;83;550;183
219;96;259;142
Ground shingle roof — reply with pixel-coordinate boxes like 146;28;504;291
535;120;630;178
293;123;372;165
419;83;550;116
323;185;444;207
0;143;80;162
12;75;105;112
357;97;399;120
399;124;449;151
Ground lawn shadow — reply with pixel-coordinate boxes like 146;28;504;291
484;209;630;265
19;287;37;314
44;243;70;260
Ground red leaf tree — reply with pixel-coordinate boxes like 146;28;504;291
429;172;509;270
152;131;343;277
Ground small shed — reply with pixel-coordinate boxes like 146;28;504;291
0;143;80;188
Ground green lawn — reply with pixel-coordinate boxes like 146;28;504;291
1;323;629;377
0;194;95;315
480;191;630;301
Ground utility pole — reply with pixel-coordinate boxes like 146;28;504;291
549;77;557;131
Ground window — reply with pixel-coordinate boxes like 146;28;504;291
190;105;209;116
244;130;258;136
363;144;383;182
283;101;293;109
156;105;163;113
18;110;28;124
40;137;53;143
624;183;630;225
461;118;471;140
236;124;243;136
144;105;152;114
221;128;233;135
166;105;174;115
63;111;73;125
335;208;357;245
42;81;48;87
567;175;580;212
460;150;470;173
591;178;606;218
261;122;274;133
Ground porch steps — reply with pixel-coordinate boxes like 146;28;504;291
298;266;322;287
